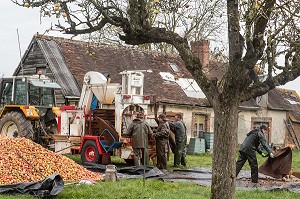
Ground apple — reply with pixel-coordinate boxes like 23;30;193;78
24;2;30;8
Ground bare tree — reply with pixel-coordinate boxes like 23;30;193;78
80;0;227;53
13;0;300;198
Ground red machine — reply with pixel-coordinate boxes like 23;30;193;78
55;70;152;165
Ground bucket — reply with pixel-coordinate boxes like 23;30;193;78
187;138;206;155
105;164;117;182
203;132;214;151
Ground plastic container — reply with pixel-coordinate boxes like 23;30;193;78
187;138;206;155
105;165;118;182
203;132;214;151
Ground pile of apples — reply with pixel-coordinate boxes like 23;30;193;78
0;135;102;185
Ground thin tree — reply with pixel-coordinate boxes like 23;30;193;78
13;0;300;198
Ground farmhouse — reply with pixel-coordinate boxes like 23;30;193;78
12;34;296;147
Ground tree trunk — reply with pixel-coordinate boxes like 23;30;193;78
211;101;239;199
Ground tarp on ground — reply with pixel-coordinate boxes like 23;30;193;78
0;174;64;197
82;163;164;179
161;168;300;192
82;163;300;192
117;165;164;178
258;147;292;179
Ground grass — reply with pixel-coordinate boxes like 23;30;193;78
1;149;300;198
1;179;300;199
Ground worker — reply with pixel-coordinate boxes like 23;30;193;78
154;114;170;170
125;113;153;166
168;113;187;168
236;124;275;183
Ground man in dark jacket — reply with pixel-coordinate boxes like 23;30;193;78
125;114;153;166
154;114;170;170
169;114;187;167
236;125;274;183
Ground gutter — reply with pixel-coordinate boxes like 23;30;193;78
239;106;260;111
151;102;210;109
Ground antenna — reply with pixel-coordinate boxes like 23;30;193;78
16;29;24;77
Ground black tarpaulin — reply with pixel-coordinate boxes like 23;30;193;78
0;174;64;197
163;168;300;192
117;165;164;178
81;163;164;179
81;162;107;172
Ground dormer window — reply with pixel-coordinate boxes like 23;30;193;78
169;63;180;73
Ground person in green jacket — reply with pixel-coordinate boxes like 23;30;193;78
169;114;187;168
126;114;153;166
236;125;274;183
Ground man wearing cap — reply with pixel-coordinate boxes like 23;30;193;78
236;125;274;183
125;113;153;166
154;114;170;170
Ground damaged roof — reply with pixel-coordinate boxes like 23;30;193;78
15;35;288;110
276;88;300;123
32;35;209;106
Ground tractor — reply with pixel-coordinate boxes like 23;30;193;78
0;73;61;147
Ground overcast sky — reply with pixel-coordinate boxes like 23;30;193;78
1;1;300;95
0;1;71;77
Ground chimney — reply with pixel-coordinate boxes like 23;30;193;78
191;40;210;69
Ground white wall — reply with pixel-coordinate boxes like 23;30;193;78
106;102;287;146
150;105;287;146
147;104;215;143
237;110;254;144
237;108;287;146
262;109;287;145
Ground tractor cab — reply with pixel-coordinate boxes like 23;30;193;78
0;74;61;146
0;74;60;108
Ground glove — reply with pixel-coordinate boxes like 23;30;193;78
269;153;275;158
261;153;268;157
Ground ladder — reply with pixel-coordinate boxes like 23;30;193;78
284;118;300;149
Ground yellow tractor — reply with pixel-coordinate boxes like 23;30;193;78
0;74;61;147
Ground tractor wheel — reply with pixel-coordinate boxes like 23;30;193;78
81;140;101;164
0;112;34;139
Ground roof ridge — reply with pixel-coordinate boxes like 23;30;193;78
34;34;180;58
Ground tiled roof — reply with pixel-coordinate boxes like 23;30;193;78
34;35;289;111
240;98;259;108
268;89;293;111
276;88;300;122
37;35;209;106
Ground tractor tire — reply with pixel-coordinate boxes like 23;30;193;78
0;111;34;139
81;140;101;164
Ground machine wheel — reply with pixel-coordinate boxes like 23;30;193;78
81;140;101;163
0;112;34;139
